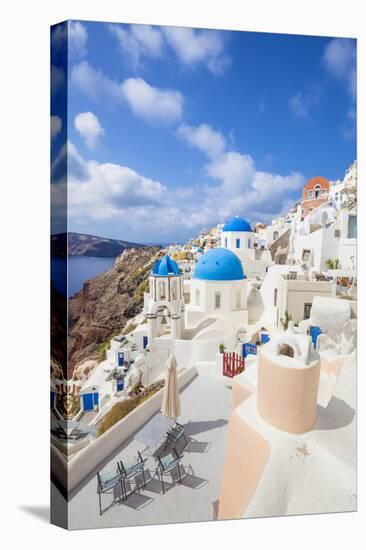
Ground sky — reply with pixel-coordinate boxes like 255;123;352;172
51;21;356;243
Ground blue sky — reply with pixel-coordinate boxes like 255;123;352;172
51;21;356;243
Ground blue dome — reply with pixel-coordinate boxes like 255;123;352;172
222;216;252;232
194;248;245;281
152;255;180;277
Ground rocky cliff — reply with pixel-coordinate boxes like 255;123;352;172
67;246;161;377
51;232;145;257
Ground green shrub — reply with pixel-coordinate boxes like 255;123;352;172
134;279;149;301
95;340;111;363
97;380;165;436
281;310;292;330
122;322;137;335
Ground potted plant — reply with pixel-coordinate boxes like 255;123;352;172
219;343;226;354
281;310;292;330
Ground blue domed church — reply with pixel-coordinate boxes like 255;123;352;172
220;215;273;278
186;247;248;328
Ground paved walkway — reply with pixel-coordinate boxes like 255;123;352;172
57;372;232;529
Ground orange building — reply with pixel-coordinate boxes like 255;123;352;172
301;176;329;218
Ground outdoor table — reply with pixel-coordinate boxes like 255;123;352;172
134;413;175;453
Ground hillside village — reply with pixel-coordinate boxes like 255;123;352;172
51;160;357;526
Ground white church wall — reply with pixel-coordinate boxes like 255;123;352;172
294;220;340;271
172;331;236;368
221;230;254;251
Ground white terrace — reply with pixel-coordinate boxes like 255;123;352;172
53;371;233;529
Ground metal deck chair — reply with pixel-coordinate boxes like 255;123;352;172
156;448;184;494
165;421;188;447
96;468;123;515
118;451;147;501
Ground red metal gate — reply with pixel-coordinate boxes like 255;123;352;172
223;352;245;378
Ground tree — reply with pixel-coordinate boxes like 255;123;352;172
281;310;292;330
325;258;341;270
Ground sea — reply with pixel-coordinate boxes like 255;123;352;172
51;256;116;298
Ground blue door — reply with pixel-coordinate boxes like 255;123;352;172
117;352;125;367
82;393;94;411
117;378;124;392
309;326;321;348
50;391;55;409
143;336;148;349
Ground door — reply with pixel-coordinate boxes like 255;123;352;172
143;336;148;349
82;393;94;411
309;326;321;348
304;303;312;320
117;352;125;366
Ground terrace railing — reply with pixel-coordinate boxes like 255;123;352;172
223;352;245;378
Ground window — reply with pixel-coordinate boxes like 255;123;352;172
334;229;341;238
314;184;321;198
236;290;241;309
195;288;200;306
236;238;240;249
348;215;357;239
321;189;327;195
172;280;177;300
304;303;312;319
248;239;251;248
214;292;221;309
159;280;166;299
273;231;279;240
308;190;314;199
224;238;228;248
274;288;278;306
302;249;311;262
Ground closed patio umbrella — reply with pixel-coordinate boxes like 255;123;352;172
161;355;181;420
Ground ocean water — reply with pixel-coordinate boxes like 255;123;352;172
51;256;116;298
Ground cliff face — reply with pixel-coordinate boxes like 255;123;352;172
51;282;67;379
68;246;161;377
51;232;145;257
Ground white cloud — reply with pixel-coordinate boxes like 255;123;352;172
177;123;305;224
177;123;226;158
121;78;183;124
51;116;62;140
205;151;255;192
162;26;230;75
65;143;166;219
323;38;356;98
68;21;88;59
70;61;122;103
108;23;230;75
289;92;308;118
58;119;304;241
108;24;163;69
51;21;87;60
74;112;105;149
71;63;183;126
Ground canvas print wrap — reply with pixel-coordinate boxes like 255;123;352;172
50;20;357;530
